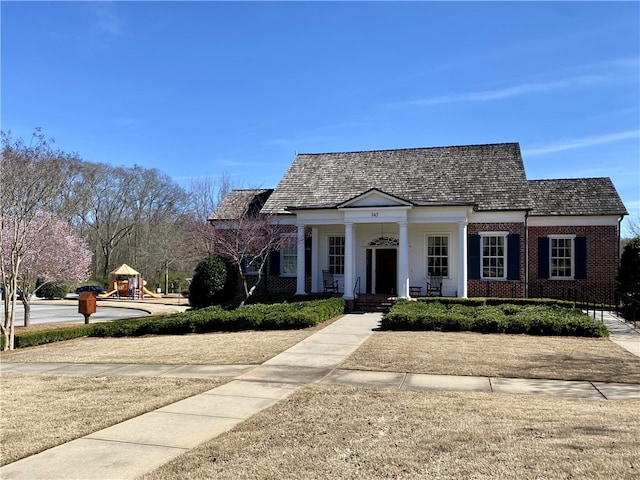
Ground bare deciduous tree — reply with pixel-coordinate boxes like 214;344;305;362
624;214;640;239
74;163;188;286
210;190;300;305
183;173;234;260
74;163;136;281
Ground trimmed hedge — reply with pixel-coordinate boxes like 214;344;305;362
90;298;345;338
5;326;94;349
2;298;346;349
417;297;576;308
382;300;608;337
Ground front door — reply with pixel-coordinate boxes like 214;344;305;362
375;248;397;295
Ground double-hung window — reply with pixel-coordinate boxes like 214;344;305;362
328;235;345;275
481;233;507;279
280;240;297;276
550;236;574;279
427;235;449;277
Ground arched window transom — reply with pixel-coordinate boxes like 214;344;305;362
368;236;399;247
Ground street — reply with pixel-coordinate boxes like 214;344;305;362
1;304;148;326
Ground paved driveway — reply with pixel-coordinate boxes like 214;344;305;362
1;304;148;326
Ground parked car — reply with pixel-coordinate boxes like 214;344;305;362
75;285;107;295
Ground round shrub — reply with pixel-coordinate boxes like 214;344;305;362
189;256;228;309
37;282;69;299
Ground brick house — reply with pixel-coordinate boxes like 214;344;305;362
210;143;627;303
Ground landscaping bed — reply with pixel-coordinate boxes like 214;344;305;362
2;297;345;349
382;299;608;337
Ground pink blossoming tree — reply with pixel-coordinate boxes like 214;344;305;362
1;129;84;350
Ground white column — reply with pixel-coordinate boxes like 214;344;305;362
296;224;306;295
343;222;354;300
398;221;410;299
311;227;319;293
458;221;468;298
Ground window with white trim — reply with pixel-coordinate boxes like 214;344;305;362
481;234;506;279
328;235;345;275
427;235;449;277
280;242;297;276
550;236;574;278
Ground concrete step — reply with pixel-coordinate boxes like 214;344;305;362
354;294;396;313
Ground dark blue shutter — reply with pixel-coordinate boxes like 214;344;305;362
269;250;280;276
468;234;481;280
507;234;520;280
575;237;587;279
538;237;549;279
305;236;311;276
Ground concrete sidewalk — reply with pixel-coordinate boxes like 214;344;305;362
0;313;380;480
600;311;640;357
2;311;639;479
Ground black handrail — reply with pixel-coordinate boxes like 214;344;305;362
563;286;605;322
353;276;361;300
532;285;606;322
614;291;639;330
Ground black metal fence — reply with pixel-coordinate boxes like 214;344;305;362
537;285;639;328
613;291;639;330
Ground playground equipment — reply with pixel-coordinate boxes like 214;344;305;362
99;263;162;299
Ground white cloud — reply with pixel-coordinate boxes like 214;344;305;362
403;74;622;107
523;130;640;156
396;57;638;108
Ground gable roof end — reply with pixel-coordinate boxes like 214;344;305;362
209;189;274;221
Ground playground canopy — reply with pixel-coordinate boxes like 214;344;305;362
110;264;140;276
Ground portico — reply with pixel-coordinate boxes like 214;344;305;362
290;190;470;300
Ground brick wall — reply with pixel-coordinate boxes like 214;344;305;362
467;222;526;298
262;253;310;294
236;222;620;303
528;225;619;303
467;280;525;298
236;272;305;298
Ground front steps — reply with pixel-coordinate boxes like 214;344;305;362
353;294;397;313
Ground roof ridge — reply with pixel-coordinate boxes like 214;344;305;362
295;142;519;157
529;177;611;182
228;188;274;192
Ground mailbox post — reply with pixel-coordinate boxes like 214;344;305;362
78;291;97;324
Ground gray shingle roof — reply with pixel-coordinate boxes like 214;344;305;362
261;143;534;214
209;189;273;221
528;178;628;216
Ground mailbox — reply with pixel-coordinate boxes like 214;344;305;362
78;291;97;324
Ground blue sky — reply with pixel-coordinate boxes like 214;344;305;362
2;1;639;232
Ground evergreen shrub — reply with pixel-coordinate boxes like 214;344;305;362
382;300;608;337
189;256;228;309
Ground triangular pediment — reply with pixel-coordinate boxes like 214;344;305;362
337;189;414;209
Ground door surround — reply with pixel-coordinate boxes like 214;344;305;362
365;235;399;294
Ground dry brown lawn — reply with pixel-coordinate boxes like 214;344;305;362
144;384;639;480
340;330;640;384
2;320;639;477
0;375;226;466
1;330;317;365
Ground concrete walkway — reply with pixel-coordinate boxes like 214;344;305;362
2;312;639;479
600;311;640;357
